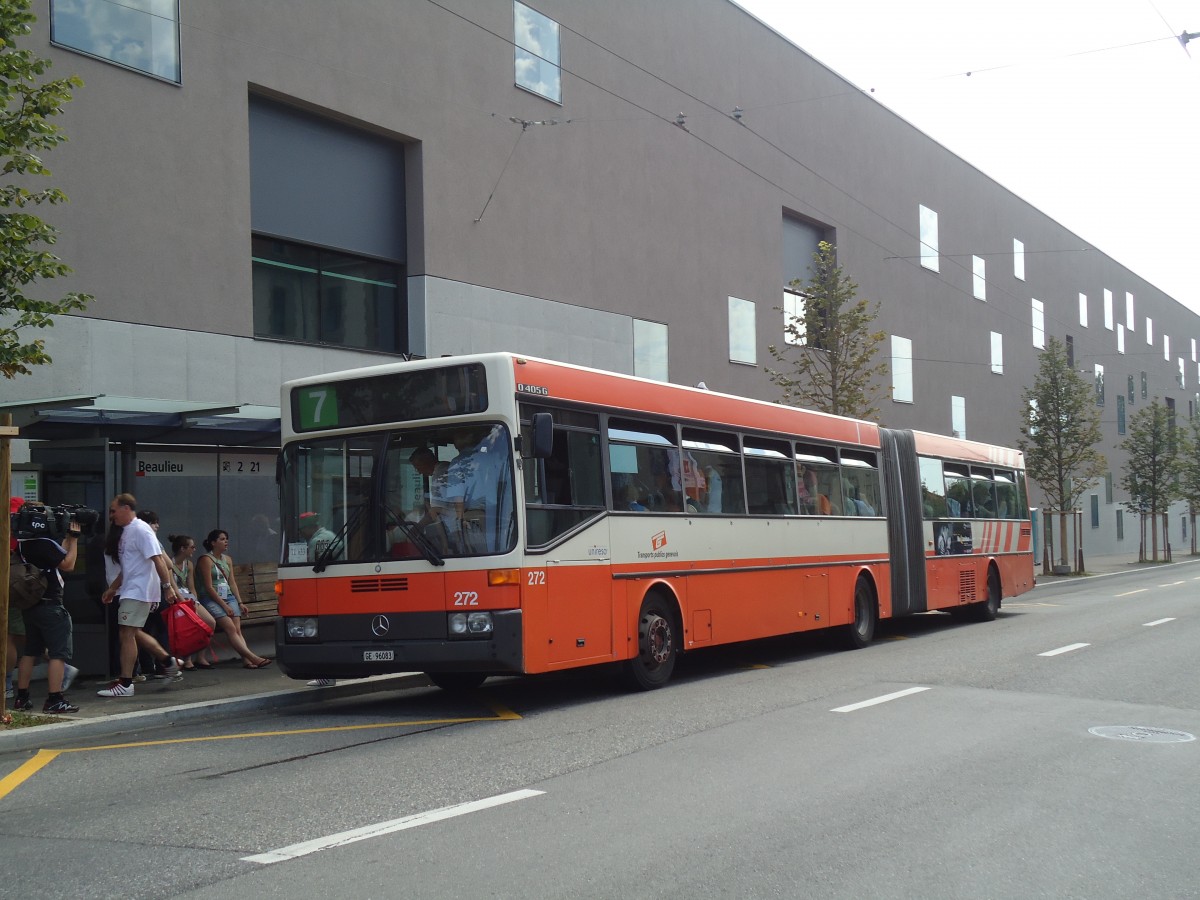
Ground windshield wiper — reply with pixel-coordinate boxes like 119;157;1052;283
313;505;364;573
385;508;446;567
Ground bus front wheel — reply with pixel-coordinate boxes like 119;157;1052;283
427;672;487;691
621;595;678;691
841;577;877;650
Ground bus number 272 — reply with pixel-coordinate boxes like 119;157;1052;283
527;570;546;585
453;592;479;606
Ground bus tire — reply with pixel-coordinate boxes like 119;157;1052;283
621;594;679;691
840;577;877;650
968;568;1001;622
427;672;487;691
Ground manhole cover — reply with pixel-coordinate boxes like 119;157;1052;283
1089;726;1196;743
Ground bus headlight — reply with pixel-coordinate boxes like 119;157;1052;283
286;617;318;639
448;611;493;637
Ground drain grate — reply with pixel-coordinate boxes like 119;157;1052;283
1089;725;1196;743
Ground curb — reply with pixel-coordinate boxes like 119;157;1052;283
0;673;429;755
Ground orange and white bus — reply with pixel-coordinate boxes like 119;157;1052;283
274;352;1034;690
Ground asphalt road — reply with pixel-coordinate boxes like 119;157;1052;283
3;564;1198;899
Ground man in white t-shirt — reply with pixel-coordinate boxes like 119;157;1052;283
96;493;183;698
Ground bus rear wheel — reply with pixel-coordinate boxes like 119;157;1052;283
621;595;678;691
840;577;877;650
967;569;1001;622
427;671;487;691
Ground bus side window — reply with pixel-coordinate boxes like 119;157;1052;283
918;457;946;519
743;437;796;515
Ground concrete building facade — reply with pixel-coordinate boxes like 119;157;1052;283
6;0;1198;578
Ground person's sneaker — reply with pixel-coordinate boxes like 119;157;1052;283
307;678;337;687
61;664;79;692
4;685;12;700
161;661;183;680
131;674;148;683
43;697;80;714
12;695;33;711
97;681;134;698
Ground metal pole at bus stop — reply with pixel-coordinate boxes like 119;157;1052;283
0;413;15;718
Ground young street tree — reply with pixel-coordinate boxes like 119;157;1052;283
1017;336;1106;570
1;0;92;379
766;241;888;421
1120;399;1181;562
1178;417;1200;555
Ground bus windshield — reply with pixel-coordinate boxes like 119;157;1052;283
279;422;516;566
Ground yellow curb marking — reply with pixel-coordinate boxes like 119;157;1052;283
1;697;520;801
0;750;62;802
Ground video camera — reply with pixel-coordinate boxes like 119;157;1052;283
11;501;100;541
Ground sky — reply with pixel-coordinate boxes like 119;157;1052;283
735;0;1199;313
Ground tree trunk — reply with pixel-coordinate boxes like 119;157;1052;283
1058;514;1069;568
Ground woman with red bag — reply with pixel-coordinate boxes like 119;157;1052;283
168;534;218;670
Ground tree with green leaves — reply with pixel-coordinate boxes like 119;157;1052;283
1;0;92;379
766;241;888;421
1178;417;1200;555
1017;336;1106;569
1121;399;1181;562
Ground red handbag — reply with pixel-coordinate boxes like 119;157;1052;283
166;601;215;658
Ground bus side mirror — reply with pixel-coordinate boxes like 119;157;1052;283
531;412;554;458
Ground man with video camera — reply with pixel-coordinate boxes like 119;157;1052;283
10;501;92;714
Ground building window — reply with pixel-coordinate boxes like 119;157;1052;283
972;256;986;300
1065;335;1074;368
1103;289;1114;330
1116;509;1124;540
1141;371;1148;399
1164;335;1171;362
1013;239;1025;280
1031;299;1045;349
1078;293;1088;327
1095;364;1104;407
50;0;181;82
951;395;966;439
1126;292;1135;330
919;205;939;272
252;238;403;353
990;331;1003;374
892;335;913;403
1117;324;1125;355
514;2;561;103
1180;359;1187;389
1090;495;1100;528
782;289;805;346
1146;317;1154;345
728;297;756;365
1117;395;1126;434
1127;375;1135;404
633;319;668;382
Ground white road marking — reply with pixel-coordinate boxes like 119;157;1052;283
1115;589;1149;597
1038;643;1090;657
242;789;545;864
831;686;930;713
1159;581;1186;587
1143;618;1176;627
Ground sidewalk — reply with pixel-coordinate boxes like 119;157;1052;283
1035;551;1200;582
2;624;426;753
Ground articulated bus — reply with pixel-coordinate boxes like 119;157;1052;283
275;352;1034;690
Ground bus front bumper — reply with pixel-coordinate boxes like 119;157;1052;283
273;609;523;680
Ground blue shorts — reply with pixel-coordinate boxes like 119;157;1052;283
200;596;241;620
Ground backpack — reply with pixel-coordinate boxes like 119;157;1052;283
8;553;48;610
